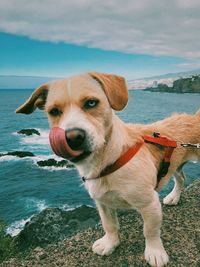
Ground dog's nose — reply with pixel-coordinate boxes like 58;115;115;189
65;128;86;150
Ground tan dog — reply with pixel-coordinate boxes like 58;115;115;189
16;72;200;267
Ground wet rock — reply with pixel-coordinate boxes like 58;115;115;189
0;151;35;158
17;129;40;136
36;158;74;168
14;205;99;249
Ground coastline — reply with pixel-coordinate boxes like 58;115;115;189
1;179;200;267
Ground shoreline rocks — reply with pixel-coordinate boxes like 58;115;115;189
0;151;35;158
0;151;74;169
1;179;200;267
36;159;74;168
14;205;99;250
144;74;200;93
17;129;40;136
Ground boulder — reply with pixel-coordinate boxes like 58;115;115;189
36;158;74;168
17;129;40;136
14;205;99;249
0;151;35;158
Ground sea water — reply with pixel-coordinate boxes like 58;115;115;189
0;89;199;235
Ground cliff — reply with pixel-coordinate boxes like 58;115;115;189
144;75;200;93
1;179;200;267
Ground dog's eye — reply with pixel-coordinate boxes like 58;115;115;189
49;108;62;117
84;99;99;109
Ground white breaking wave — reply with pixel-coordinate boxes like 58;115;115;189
0;155;20;162
6;198;49;236
6;217;32;237
6;200;77;237
6;198;48;237
36;165;69;171
60;204;76;211
19;128;50;146
0;149;71;171
25;198;48;212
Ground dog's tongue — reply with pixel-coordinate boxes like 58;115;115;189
49;127;83;159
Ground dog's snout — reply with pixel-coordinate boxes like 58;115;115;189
65;128;86;150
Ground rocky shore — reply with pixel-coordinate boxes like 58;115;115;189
1;179;200;267
0;128;74;169
144;74;200;93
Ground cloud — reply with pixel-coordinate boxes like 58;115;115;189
0;0;200;59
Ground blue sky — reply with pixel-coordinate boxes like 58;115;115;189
0;1;200;80
0;32;191;80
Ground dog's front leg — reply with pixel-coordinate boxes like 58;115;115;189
92;201;120;256
139;191;169;267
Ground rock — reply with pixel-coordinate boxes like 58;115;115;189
0;151;35;158
17;129;40;136
36;158;74;168
33;247;46;261
14;205;99;249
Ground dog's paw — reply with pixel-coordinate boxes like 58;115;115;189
163;191;180;205
145;239;169;267
92;234;119;256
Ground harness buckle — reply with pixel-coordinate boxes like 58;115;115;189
153;132;160;138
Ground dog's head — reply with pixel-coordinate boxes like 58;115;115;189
16;72;128;163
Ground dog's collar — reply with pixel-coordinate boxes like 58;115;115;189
82;141;144;182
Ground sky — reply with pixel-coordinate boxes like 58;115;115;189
0;0;200;80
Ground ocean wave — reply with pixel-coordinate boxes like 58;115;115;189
19;128;50;146
36;165;70;171
6;198;49;237
6;217;32;237
0;155;20;162
6;201;77;237
24;198;48;212
0;152;71;171
59;204;77;211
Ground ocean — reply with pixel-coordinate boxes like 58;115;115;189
0;89;199;236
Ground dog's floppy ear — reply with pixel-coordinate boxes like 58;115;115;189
16;84;48;114
89;72;128;111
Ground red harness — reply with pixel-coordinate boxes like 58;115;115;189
143;133;177;187
82;132;177;188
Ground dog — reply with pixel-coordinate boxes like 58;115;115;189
16;72;200;267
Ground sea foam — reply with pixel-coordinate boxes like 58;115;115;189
19;128;50;146
6;217;32;236
0;155;20;162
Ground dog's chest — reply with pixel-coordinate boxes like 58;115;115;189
85;181;131;209
99;190;132;209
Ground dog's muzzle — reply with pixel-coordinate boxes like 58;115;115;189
49;127;86;160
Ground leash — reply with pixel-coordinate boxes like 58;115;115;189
180;143;200;148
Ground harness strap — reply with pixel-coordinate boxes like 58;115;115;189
82;141;144;182
143;133;177;188
143;134;177;148
82;132;177;189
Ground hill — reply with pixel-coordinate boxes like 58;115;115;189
144;75;200;93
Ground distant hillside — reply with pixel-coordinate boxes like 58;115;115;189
1;69;200;90
144;74;200;93
0;75;58;89
128;69;200;90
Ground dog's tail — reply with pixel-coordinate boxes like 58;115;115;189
195;109;200;117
